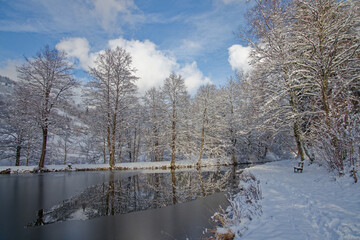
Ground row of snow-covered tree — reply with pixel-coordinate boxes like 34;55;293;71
0;45;293;168
239;0;359;176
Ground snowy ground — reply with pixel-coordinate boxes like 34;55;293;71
221;159;360;240
0;158;233;174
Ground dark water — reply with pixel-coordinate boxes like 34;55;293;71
0;166;243;240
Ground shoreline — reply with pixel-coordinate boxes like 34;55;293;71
0;159;231;174
0;158;275;174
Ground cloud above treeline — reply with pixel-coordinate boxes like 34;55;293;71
56;37;212;94
228;44;252;73
0;59;22;81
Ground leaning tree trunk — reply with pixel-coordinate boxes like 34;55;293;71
303;144;315;164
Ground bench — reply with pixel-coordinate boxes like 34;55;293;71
294;162;304;173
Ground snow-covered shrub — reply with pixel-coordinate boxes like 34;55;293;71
212;171;262;239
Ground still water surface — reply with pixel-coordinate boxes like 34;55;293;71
0;166;244;240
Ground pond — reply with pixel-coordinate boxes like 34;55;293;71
0;166;246;240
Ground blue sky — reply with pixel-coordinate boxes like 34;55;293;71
0;0;252;93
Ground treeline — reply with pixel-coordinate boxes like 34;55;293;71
0;46;292;168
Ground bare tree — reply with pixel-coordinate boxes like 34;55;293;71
54;115;73;165
17;46;77;168
220;77;243;164
193;84;221;166
143;87;167;162
163;73;188;169
176;93;195;158
121;101;143;163
88;47;138;168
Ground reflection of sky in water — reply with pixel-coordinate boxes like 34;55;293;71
28;169;239;227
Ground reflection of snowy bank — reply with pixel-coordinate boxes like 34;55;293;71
213;160;360;240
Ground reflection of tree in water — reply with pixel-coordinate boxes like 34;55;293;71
28;168;238;227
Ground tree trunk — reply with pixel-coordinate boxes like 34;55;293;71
117;132;122;163
231;132;237;165
109;148;115;168
293;121;305;161
135;128;141;162
106;121;116;168
63;140;67;165
15;144;21;166
153;126;159;162
103;137;107;164
303;144;315;164
117;148;122;163
109;131;116;168
170;107;176;169
39;127;48;169
197;108;207;167
128;140;132;162
26;141;30;166
133;128;137;162
229;94;237;165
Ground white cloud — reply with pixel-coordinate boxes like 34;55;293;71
228;44;252;73
172;1;250;61
56;37;96;70
109;38;178;93
57;37;211;94
0;0;143;35
173;12;233;60
175;39;204;60
0;59;23;81
179;62;212;94
109;38;212;94
92;0;140;31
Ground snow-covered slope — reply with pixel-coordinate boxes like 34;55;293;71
220;160;360;240
0;75;16;96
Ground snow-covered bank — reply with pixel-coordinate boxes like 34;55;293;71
0;158;234;174
217;159;360;240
